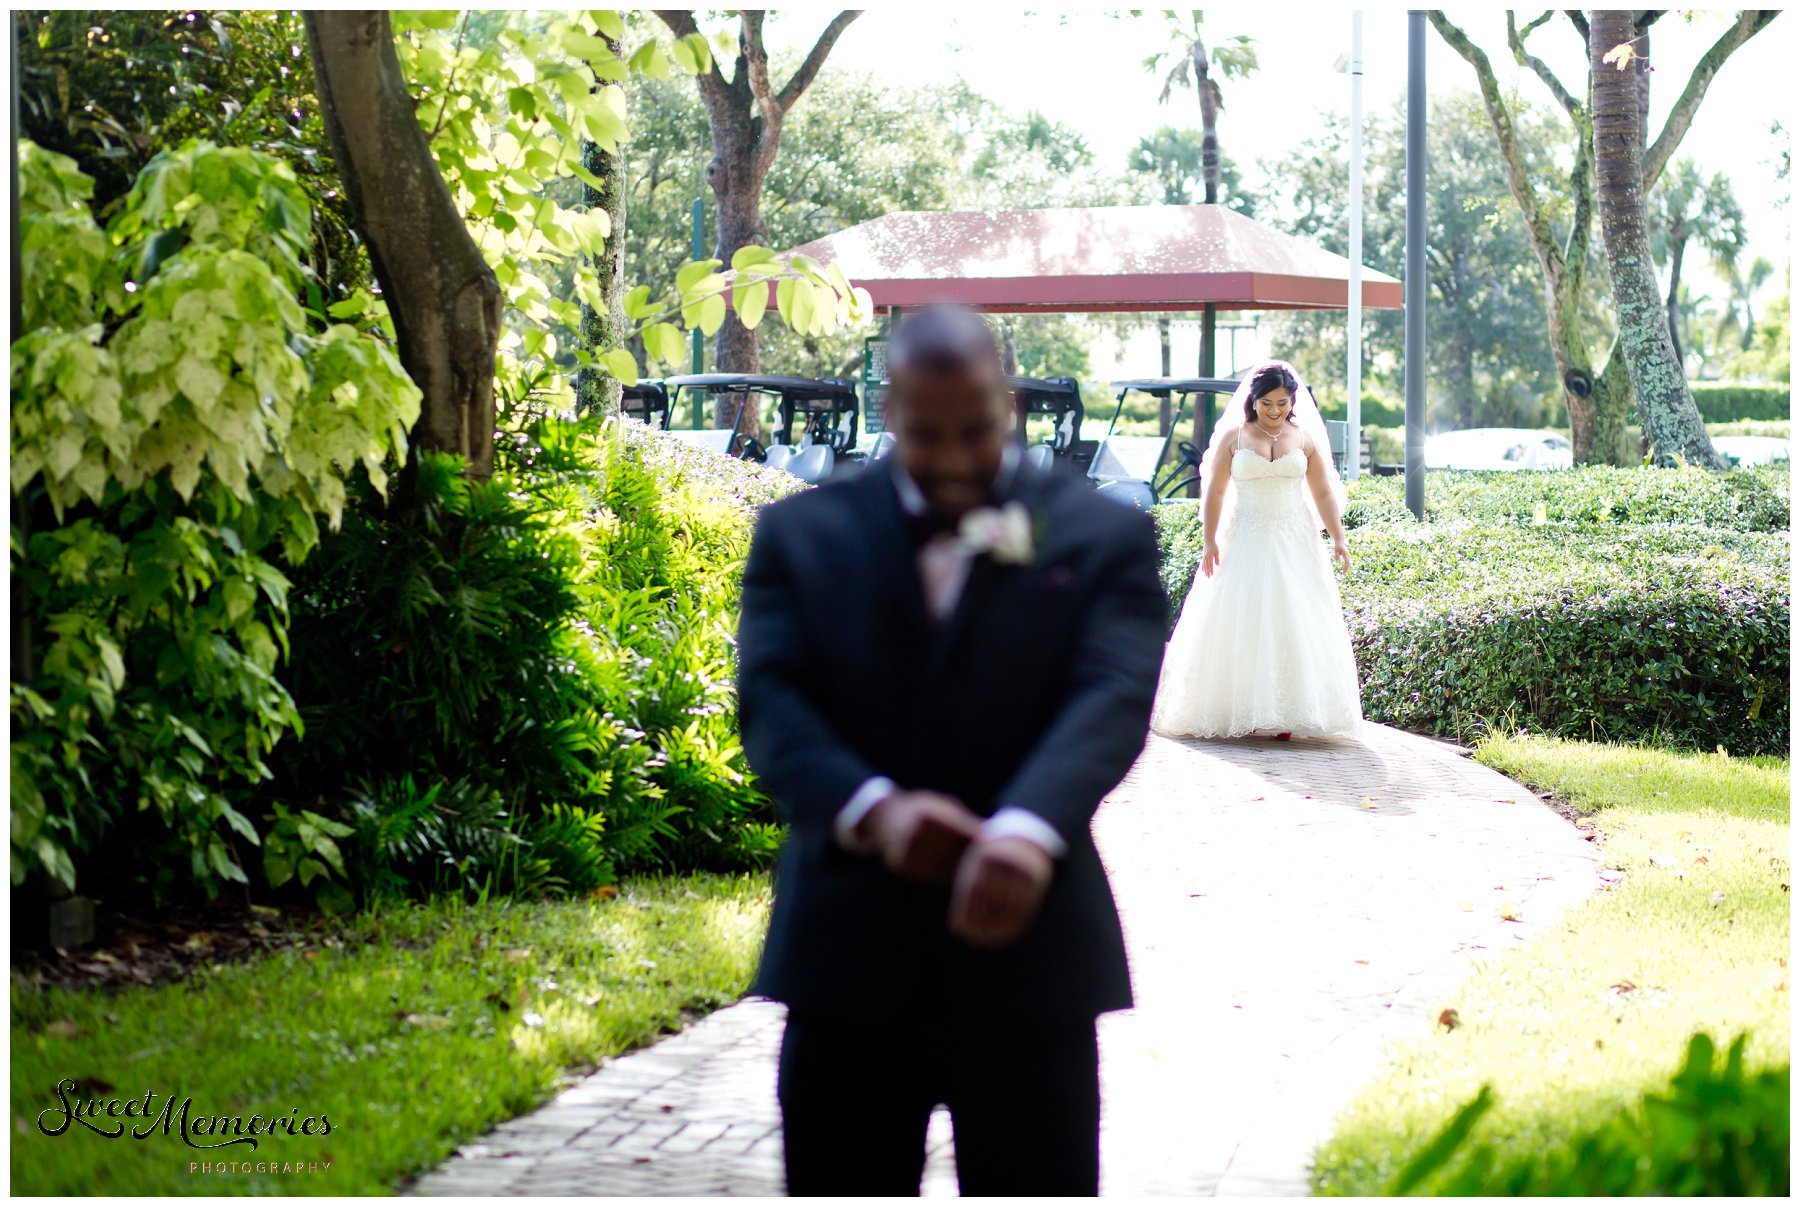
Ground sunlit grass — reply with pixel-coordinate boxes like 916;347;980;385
10;873;771;1196
1311;735;1789;1195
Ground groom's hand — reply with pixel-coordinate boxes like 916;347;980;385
948;836;1054;949
858;791;982;887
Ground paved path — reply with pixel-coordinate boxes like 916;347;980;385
407;723;1599;1197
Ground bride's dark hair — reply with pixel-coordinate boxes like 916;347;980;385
1241;362;1301;424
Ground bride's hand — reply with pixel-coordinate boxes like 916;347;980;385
1332;538;1351;573
1201;545;1222;577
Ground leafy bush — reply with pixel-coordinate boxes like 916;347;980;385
9;141;417;897
1153;465;1790;753
272;417;800;904
1387;1032;1789;1195
1341;465;1790;532
1689;381;1790;423
1342;521;1787;754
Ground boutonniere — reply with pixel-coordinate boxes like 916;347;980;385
957;501;1036;565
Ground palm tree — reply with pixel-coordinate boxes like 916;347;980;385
1717;253;1775;353
1648;159;1746;368
1142;10;1257;380
1590;10;1725;469
1127;126;1205;421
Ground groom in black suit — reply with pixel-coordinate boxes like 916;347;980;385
735;304;1168;1196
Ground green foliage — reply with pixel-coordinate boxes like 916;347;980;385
1153;467;1791;753
1340;464;1790;532
8;875;771;1195
1387;1032;1788;1195
274;417;800;901
1688;381;1791;423
10;142;417;897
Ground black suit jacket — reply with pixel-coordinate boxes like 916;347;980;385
735;459;1169;1024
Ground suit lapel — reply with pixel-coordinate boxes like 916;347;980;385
926;466;1046;676
861;464;934;652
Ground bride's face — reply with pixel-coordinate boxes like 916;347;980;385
1253;387;1294;426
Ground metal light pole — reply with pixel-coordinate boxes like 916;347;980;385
690;196;704;426
1344;12;1364;479
1403;10;1427;519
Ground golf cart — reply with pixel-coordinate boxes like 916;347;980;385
618;379;672;428
1094;378;1240;509
1009;376;1097;475
662;374;863;484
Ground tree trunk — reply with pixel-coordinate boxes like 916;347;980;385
304;11;503;481
1158;316;1172;435
1195;42;1220;205
712;183;766;435
1448;340;1476;428
577;35;628;419
1664;230;1686;371
1590;9;1723;469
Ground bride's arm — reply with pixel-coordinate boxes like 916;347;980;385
1200;436;1235;574
1303;434;1352;571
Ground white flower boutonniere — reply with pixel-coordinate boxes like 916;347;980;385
957;501;1036;565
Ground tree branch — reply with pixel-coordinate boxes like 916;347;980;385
1429;11;1562;283
1564;9;1589;43
1643;10;1780;192
652;9;728;104
739;11;781;133
1508;9;1581;118
775;11;863;113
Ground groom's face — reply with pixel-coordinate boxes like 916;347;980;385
889;362;1013;517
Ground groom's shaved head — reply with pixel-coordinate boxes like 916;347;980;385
885;305;1013;518
887;304;1002;376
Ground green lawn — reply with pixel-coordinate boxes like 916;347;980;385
1311;734;1790;1195
10;873;770;1196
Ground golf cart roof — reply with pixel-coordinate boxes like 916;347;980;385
1007;376;1083;411
1110;377;1240;395
621;380;668;403
663;373;858;404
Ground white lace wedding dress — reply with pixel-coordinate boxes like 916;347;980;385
1150;443;1364;739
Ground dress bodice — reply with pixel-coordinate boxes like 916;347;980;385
1228;447;1314;537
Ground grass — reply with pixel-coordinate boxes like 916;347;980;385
10;873;771;1196
1310;734;1790;1195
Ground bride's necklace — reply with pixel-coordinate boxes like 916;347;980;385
1256;420;1286;447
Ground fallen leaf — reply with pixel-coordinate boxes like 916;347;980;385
1498;904;1523;922
1361;797;1379;810
1610;979;1637;994
590;885;618;901
1694;855;1709;865
1711;892;1727;905
46;1020;84;1039
1497;799;1515;804
505;948;533;962
1438;1008;1461;1031
181;933;214;952
402;1013;452;1031
1353;958;1371;965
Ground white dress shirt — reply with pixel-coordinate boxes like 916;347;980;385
832;444;1069;861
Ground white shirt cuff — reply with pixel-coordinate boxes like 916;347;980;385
981;807;1068;859
835;776;898;853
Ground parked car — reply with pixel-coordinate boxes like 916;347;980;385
1711;435;1790;467
1425;428;1573;471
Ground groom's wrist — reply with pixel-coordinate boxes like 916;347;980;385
835;776;898;853
980;807;1068;859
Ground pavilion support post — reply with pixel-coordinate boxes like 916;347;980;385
1403;10;1427;520
1192;301;1218;497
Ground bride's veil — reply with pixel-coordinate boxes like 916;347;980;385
1198;358;1345;546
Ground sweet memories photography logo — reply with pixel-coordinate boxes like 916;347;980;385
36;1078;336;1155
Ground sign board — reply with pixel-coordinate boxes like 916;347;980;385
862;337;888;432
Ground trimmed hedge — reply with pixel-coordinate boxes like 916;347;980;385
1690;382;1791;424
1341;465;1790;532
1152;466;1790;754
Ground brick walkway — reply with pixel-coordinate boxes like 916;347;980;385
407;723;1599;1197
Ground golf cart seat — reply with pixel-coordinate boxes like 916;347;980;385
1024;444;1055;472
787;443;835;484
1095;479;1157;511
763;444;797;472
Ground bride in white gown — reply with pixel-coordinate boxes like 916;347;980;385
1151;359;1364;740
